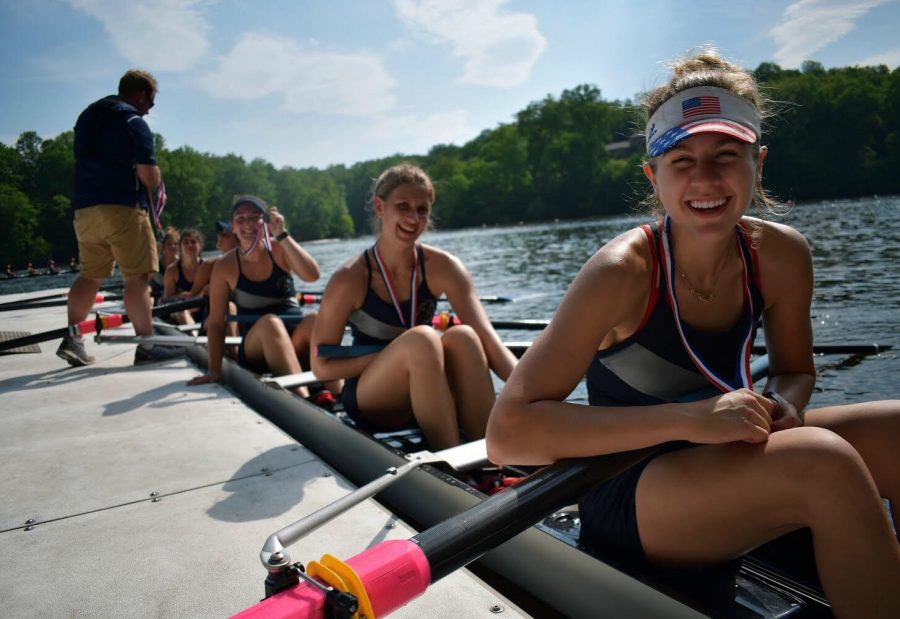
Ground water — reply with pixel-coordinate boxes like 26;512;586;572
4;196;897;407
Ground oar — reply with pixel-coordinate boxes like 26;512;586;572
0;283;124;309
0;291;124;312
95;333;327;390
500;340;891;359
94;333;243;347
0;296;207;353
298;291;513;304
234;447;656;619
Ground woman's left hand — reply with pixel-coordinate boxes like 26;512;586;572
770;399;803;432
266;207;286;237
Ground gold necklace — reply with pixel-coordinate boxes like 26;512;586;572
677;249;732;303
678;268;717;302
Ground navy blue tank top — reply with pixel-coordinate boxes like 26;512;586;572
586;222;763;406
348;246;437;346
232;251;300;331
175;260;201;294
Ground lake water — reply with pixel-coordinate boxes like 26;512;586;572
4;196;897;408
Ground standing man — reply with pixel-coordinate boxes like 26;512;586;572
57;69;181;366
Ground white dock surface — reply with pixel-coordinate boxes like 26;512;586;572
0;289;525;618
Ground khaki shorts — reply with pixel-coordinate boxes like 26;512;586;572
74;204;158;278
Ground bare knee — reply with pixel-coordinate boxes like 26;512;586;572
774;427;875;517
442;325;487;361
398;325;444;368
254;314;291;339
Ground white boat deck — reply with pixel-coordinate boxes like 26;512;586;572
0;289;525;618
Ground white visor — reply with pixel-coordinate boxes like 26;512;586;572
645;86;761;157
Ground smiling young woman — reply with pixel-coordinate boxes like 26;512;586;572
188;195;324;398
311;163;517;450
486;48;900;618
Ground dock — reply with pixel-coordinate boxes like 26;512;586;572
0;289;525;617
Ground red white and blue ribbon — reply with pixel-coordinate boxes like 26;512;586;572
237;213;272;257
372;243;418;329
146;180;167;235
659;215;755;393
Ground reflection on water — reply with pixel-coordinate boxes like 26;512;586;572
5;197;896;407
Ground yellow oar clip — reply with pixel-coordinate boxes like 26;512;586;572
306;553;376;619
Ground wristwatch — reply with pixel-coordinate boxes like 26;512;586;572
763;391;789;406
275;230;290;242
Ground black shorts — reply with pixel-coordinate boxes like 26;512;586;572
340;376;419;434
578;441;693;569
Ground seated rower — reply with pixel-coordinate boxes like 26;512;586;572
163;227;204;328
189;221;240;339
188;195;322;398
311;163;517;450
486;48;900;618
150;226;179;303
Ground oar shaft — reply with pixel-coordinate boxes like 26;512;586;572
0;292;124;312
0;296;207;352
414;449;653;582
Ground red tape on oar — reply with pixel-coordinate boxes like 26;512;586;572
74;313;126;336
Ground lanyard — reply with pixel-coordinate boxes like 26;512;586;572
239;222;272;257
660;216;755;393
372;244;418;329
147;180;167;239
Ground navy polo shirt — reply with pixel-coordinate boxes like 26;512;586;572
73;95;156;210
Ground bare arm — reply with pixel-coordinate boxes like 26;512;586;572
310;262;376;381
136;163;161;190
486;228;774;466
187;255;234;385
432;248;517;380
163;262;177;299
189;260;215;297
757;221;817;428
266;207;320;282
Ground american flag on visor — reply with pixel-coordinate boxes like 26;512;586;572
682;96;721;119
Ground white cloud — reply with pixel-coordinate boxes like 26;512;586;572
770;0;890;67
393;0;546;88
68;0;210;71
199;32;397;117
856;49;900;67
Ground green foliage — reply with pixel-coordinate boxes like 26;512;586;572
3;62;899;265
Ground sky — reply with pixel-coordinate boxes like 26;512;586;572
2;0;899;170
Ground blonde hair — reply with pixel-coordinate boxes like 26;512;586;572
639;48;784;228
369;163;436;234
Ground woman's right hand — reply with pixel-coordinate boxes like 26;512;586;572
187;372;220;386
684;389;773;444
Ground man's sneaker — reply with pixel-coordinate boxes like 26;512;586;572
134;344;184;366
56;335;95;367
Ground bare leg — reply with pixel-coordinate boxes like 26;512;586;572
66;275;103;326
355;326;458;449
442;325;494;440
243;315;307;397
123;273;152;336
635;427;900;618
292;313;343;395
805;400;900;525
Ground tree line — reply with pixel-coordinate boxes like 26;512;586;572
2;61;899;268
